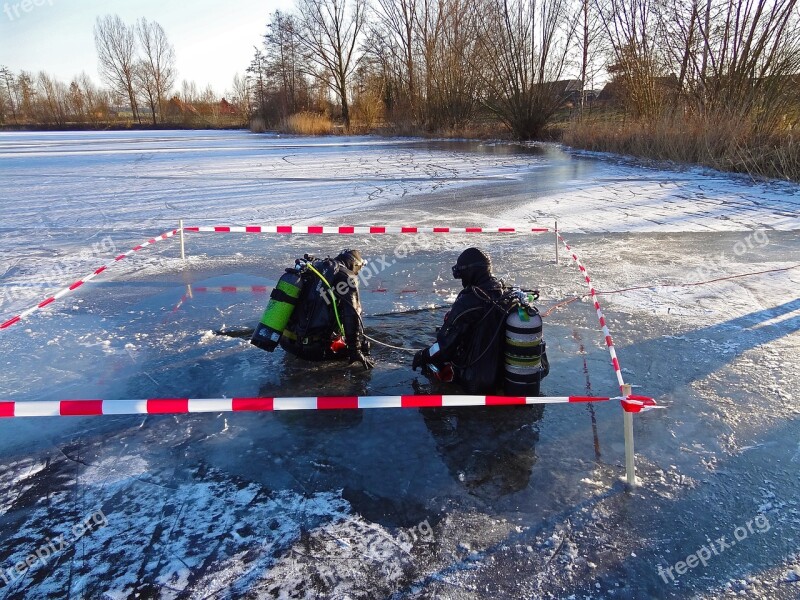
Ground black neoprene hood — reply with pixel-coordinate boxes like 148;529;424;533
454;247;492;285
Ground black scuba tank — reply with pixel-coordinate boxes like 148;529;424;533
503;303;547;396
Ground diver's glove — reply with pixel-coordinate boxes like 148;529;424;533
412;348;430;371
349;349;375;370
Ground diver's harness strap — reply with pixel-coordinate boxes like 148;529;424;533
270;287;300;306
304;261;347;340
282;329;327;345
442;286;540;370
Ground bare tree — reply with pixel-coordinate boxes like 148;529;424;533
264;10;308;119
692;0;800;126
350;52;388;126
415;0;444;125
0;80;7;125
362;23;414;126
577;0;606;111
0;66;18;124
17;71;35;122
230;73;253;121
371;0;418;118
181;79;199;104
136;18;176;124
199;85;220;125
428;0;483;129
94;14;140;123
644;0;800;132
657;0;700;98
135;60;158;124
295;0;367;129
36;71;68;126
67;80;86;122
247;48;270;122
77;72;111;124
595;0;666;118
478;0;576;139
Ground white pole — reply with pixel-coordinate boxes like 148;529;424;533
554;220;559;264
179;219;186;261
622;383;637;486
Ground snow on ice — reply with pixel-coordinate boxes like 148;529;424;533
1;130;799;599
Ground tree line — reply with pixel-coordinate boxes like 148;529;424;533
248;0;799;141
1;0;798;148
0;14;246;128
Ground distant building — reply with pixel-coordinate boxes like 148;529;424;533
163;96;240;123
538;80;599;109
110;106;134;119
597;75;681;108
550;79;584;107
597;80;624;105
164;96;200;120
218;98;239;117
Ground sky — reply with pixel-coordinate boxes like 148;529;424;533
0;0;294;96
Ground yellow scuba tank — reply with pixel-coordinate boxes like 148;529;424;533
504;293;547;396
250;268;304;352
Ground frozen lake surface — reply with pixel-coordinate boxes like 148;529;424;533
0;130;799;599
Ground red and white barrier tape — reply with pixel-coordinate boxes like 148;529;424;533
183;225;549;234
178;284;448;296
166;284;272;319
620;395;659;413
0;394;639;418
193;285;270;294
556;233;659;413
0;222;660;416
165;283;452;321
557;234;625;389
0;229;179;331
186;284;448;296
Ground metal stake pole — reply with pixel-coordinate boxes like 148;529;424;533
179;219;186;261
622;383;637;486
554;220;559;264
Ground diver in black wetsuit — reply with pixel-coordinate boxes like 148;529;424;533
280;249;374;370
412;248;508;393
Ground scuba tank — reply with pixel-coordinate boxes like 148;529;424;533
503;291;547;396
250;267;304;352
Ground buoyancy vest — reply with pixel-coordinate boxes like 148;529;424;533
453;288;509;394
285;258;341;341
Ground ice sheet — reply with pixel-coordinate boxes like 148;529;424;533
1;131;798;599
